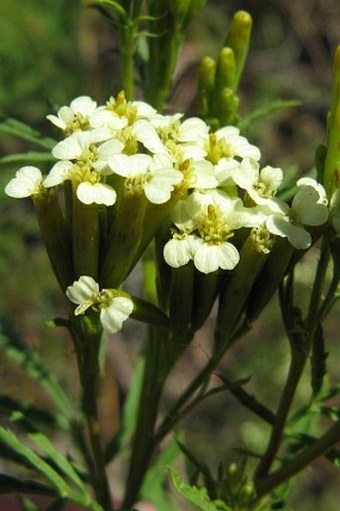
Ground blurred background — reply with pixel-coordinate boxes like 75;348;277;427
1;1;340;509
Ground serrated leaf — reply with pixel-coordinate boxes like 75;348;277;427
168;467;232;511
29;433;86;492
0;118;56;149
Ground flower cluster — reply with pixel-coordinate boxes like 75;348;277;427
4;92;333;333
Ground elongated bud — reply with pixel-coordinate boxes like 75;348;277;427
215;228;272;349
33;188;74;292
198;56;217;121
224;10;252;89
217;87;240;126
216;47;237;93
246;238;294;323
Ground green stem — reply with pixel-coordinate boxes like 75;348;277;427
254;336;309;481
122;326;192;509
70;314;113;511
255;419;340;499
120;22;136;101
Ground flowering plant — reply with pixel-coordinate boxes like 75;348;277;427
2;2;340;511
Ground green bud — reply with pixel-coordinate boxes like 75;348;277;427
167;0;191;18
198;56;216;119
323;45;340;196
33;188;74;292
217;87;240;126
216;47;237;93
225;10;252;88
187;0;207;19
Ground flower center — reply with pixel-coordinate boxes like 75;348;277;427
198;204;233;244
205;134;234;164
106;91;137;125
64;113;90;136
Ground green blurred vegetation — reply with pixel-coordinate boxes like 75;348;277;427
1;1;340;510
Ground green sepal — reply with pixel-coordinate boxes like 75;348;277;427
191;270;223;332
100;192;148;288
246;238;294;323
169;264;195;336
215;230;271;348
33;188;74;292
72;188;100;281
131;295;171;328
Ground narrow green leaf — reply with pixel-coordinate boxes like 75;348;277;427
0;118;56;149
237;100;301;132
0;427;70;496
0;473;55;496
0;428;103;511
168;467;232;511
0;152;55;165
29;433;86;492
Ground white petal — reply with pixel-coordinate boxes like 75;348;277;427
292;186;328;225
233;158;259;189
100;297;134;333
109;153;151;177
66;276;99;305
76;182;117;206
194;242;239;273
133;120;166;153
163;238;194;267
44;160;73;187
5;166;43;198
266;215;311;249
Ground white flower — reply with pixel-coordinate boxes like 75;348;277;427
108;153;182;204
45;133;123;205
207;126;261;164
266;185;329;249
52;129;111;160
232;158;283;204
66;275;99;315
47;96;98;133
5;166;44;198
164;190;248;273
66;276;134;334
